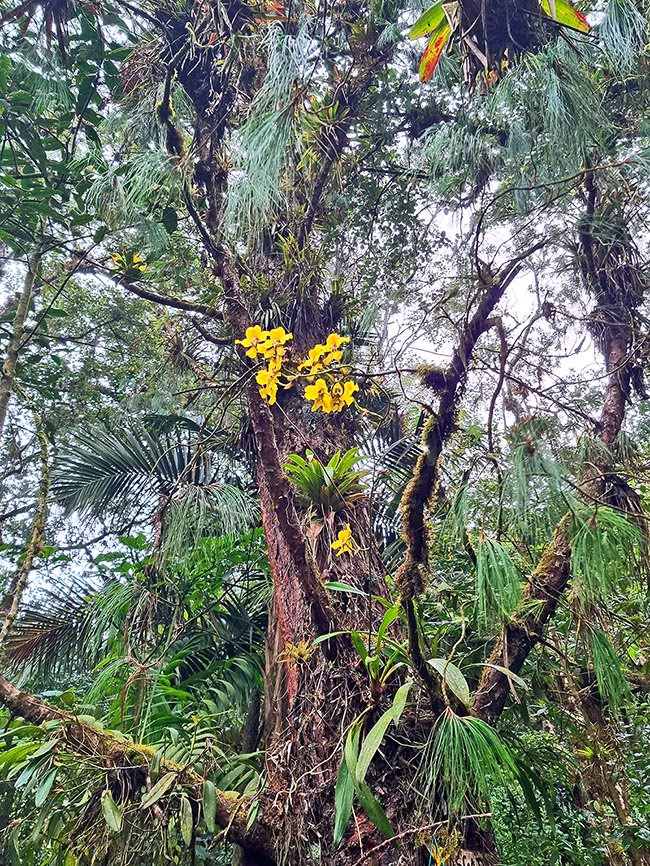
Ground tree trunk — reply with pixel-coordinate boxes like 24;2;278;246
0;250;42;440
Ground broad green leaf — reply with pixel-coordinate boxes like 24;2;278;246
356;682;412;784
350;630;368;663
375;604;400;649
356;781;394;839
540;0;590;32
141;771;177;809
162;206;178;234
0;743;39;765
469;663;528;691
101;790;123;832
312;630;349;646
31;740;58;759
150;749;162;782
15;760;43;789
428;658;471;706
419;23;452;83
202;779;217;833
323;581;367;596
344;723;361;778
409;1;446;39
246;798;260;830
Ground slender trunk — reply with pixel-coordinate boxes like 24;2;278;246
0;405;49;650
0;251;42;441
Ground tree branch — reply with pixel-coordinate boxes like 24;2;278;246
0;403;49;649
0;673;276;861
395;248;543;702
471;192;634;724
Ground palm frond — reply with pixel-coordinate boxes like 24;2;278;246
5;577;132;681
52;428;174;517
161;482;258;565
52;426;258;545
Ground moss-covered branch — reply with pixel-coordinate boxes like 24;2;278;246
0;673;276;861
395;250;541;699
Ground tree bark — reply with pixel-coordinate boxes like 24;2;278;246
0;405;49;649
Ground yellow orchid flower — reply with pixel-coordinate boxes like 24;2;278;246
329;380;359;412
256;365;281;405
331;523;357;556
304;378;332;412
260;326;293;358
236;325;270;359
325;333;350;350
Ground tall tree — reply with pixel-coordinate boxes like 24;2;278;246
1;0;650;864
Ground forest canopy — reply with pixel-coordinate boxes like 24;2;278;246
0;0;650;864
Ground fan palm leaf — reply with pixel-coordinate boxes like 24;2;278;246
52;424;258;539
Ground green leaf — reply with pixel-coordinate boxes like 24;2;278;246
141;771;177;809
35;768;57;807
93;225;108;244
150;749;162;782
408;1;446;39
323;581;367;597
101;790;123;832
356;682;411;784
356;781;394;839
0;743;39;765
31;740;58;759
344;722;361;779
180;795;193;846
468;663;528;691
350;630;368;663
202;779;217;833
333;758;354;845
540;0;591;32
162;206;178;234
375;604;400;649
428;658;471;707
246;798;260;830
312;630;349;646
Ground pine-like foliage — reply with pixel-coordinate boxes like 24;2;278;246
590;627;630;715
475;534;522;628
569;506;641;602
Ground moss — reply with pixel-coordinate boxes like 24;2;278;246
396;558;423;599
417;364;449;392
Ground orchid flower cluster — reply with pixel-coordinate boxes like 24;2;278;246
235;326;359;413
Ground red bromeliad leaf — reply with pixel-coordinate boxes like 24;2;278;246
419;22;451;83
408;0;446;39
541;0;591;33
